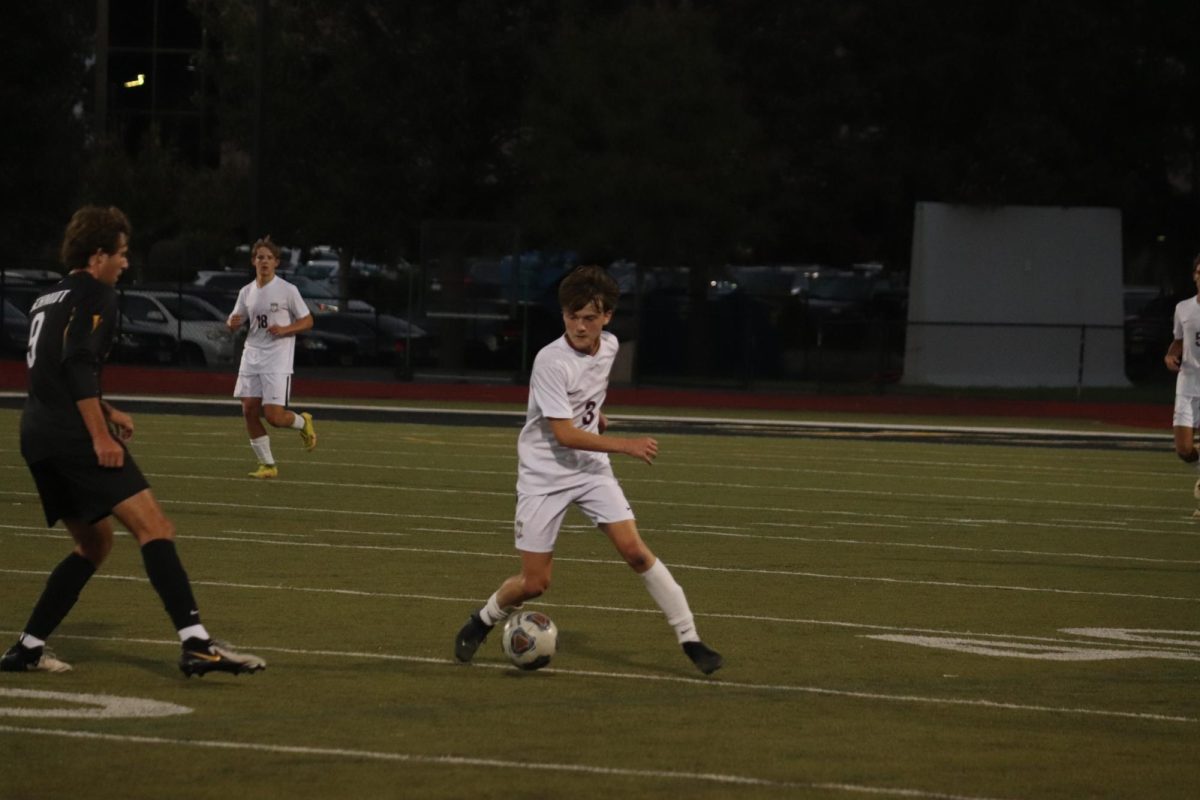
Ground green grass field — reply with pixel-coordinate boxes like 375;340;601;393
0;405;1196;799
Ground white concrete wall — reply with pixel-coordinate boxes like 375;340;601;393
903;202;1128;387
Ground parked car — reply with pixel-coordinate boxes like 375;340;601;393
117;288;237;366
1124;286;1182;380
1;298;29;356
294;327;359;367
111;314;179;365
314;312;436;367
194;270;253;293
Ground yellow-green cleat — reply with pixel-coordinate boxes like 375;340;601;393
248;463;278;479
299;412;317;451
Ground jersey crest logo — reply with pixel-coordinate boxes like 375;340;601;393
269;302;280;313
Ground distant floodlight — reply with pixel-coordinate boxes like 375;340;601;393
123;74;145;88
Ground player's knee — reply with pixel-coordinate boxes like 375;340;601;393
522;575;550;597
1177;448;1199;463
623;551;652;572
138;515;176;543
614;541;652;571
77;537;113;566
263;408;288;427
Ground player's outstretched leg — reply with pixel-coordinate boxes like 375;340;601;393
0;640;72;673
682;641;724;675
454;611;494;663
179;638;267;677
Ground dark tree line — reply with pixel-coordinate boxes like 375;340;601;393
7;0;1199;288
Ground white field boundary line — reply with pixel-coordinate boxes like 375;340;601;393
4;486;1198;569
4;569;1196;657
45;452;1181;497
0;466;1173;514
22;437;1172;481
0;392;1167;441
0;628;1191;726
3;528;1196;603
0;725;1019;800
5;509;1198;568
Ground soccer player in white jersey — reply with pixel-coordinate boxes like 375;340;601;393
1165;254;1200;511
227;236;317;479
454;265;723;675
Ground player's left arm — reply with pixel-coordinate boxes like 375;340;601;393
268;312;312;337
547;418;657;465
100;399;134;441
268;286;313;337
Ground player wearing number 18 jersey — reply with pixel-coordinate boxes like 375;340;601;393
454;265;722;675
227;236;316;479
2;205;265;676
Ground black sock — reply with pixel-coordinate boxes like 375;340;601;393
140;539;202;631
23;552;97;641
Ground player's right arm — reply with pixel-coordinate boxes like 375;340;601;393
1166;339;1183;372
227;286;249;331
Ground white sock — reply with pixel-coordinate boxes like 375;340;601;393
640;559;699;644
479;592;518;627
290;413;306;430
178;624;211;643
250;435;275;465
19;633;46;649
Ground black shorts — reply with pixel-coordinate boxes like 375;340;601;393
26;450;150;527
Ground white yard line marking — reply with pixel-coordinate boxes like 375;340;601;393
0;628;1190;726
3;571;1196;656
0;724;1019;799
1;487;1193;540
31;452;1176;496
2;523;1195;601
655;527;1200;566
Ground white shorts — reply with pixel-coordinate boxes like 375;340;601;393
234;373;292;407
1174;395;1200;428
514;476;634;554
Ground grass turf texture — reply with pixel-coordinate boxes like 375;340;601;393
0;407;1196;799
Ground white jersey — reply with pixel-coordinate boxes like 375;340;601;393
517;332;619;495
230;276;310;375
1174;296;1200;397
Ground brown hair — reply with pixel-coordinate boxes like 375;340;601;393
251;235;281;261
59;206;131;269
558;265;619;314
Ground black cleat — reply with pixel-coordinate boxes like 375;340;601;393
683;641;723;675
454;611;493;663
179;638;267;678
0;641;71;673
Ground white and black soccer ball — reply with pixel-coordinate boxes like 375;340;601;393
501;610;558;671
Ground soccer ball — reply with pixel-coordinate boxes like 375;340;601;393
502;610;558;671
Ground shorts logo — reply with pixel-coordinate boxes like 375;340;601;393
514;520;523;539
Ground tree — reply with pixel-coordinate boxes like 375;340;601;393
514;3;764;265
1;2;91;265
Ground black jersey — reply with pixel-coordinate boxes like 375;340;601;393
20;272;118;463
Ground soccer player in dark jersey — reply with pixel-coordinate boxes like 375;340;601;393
1;206;266;677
